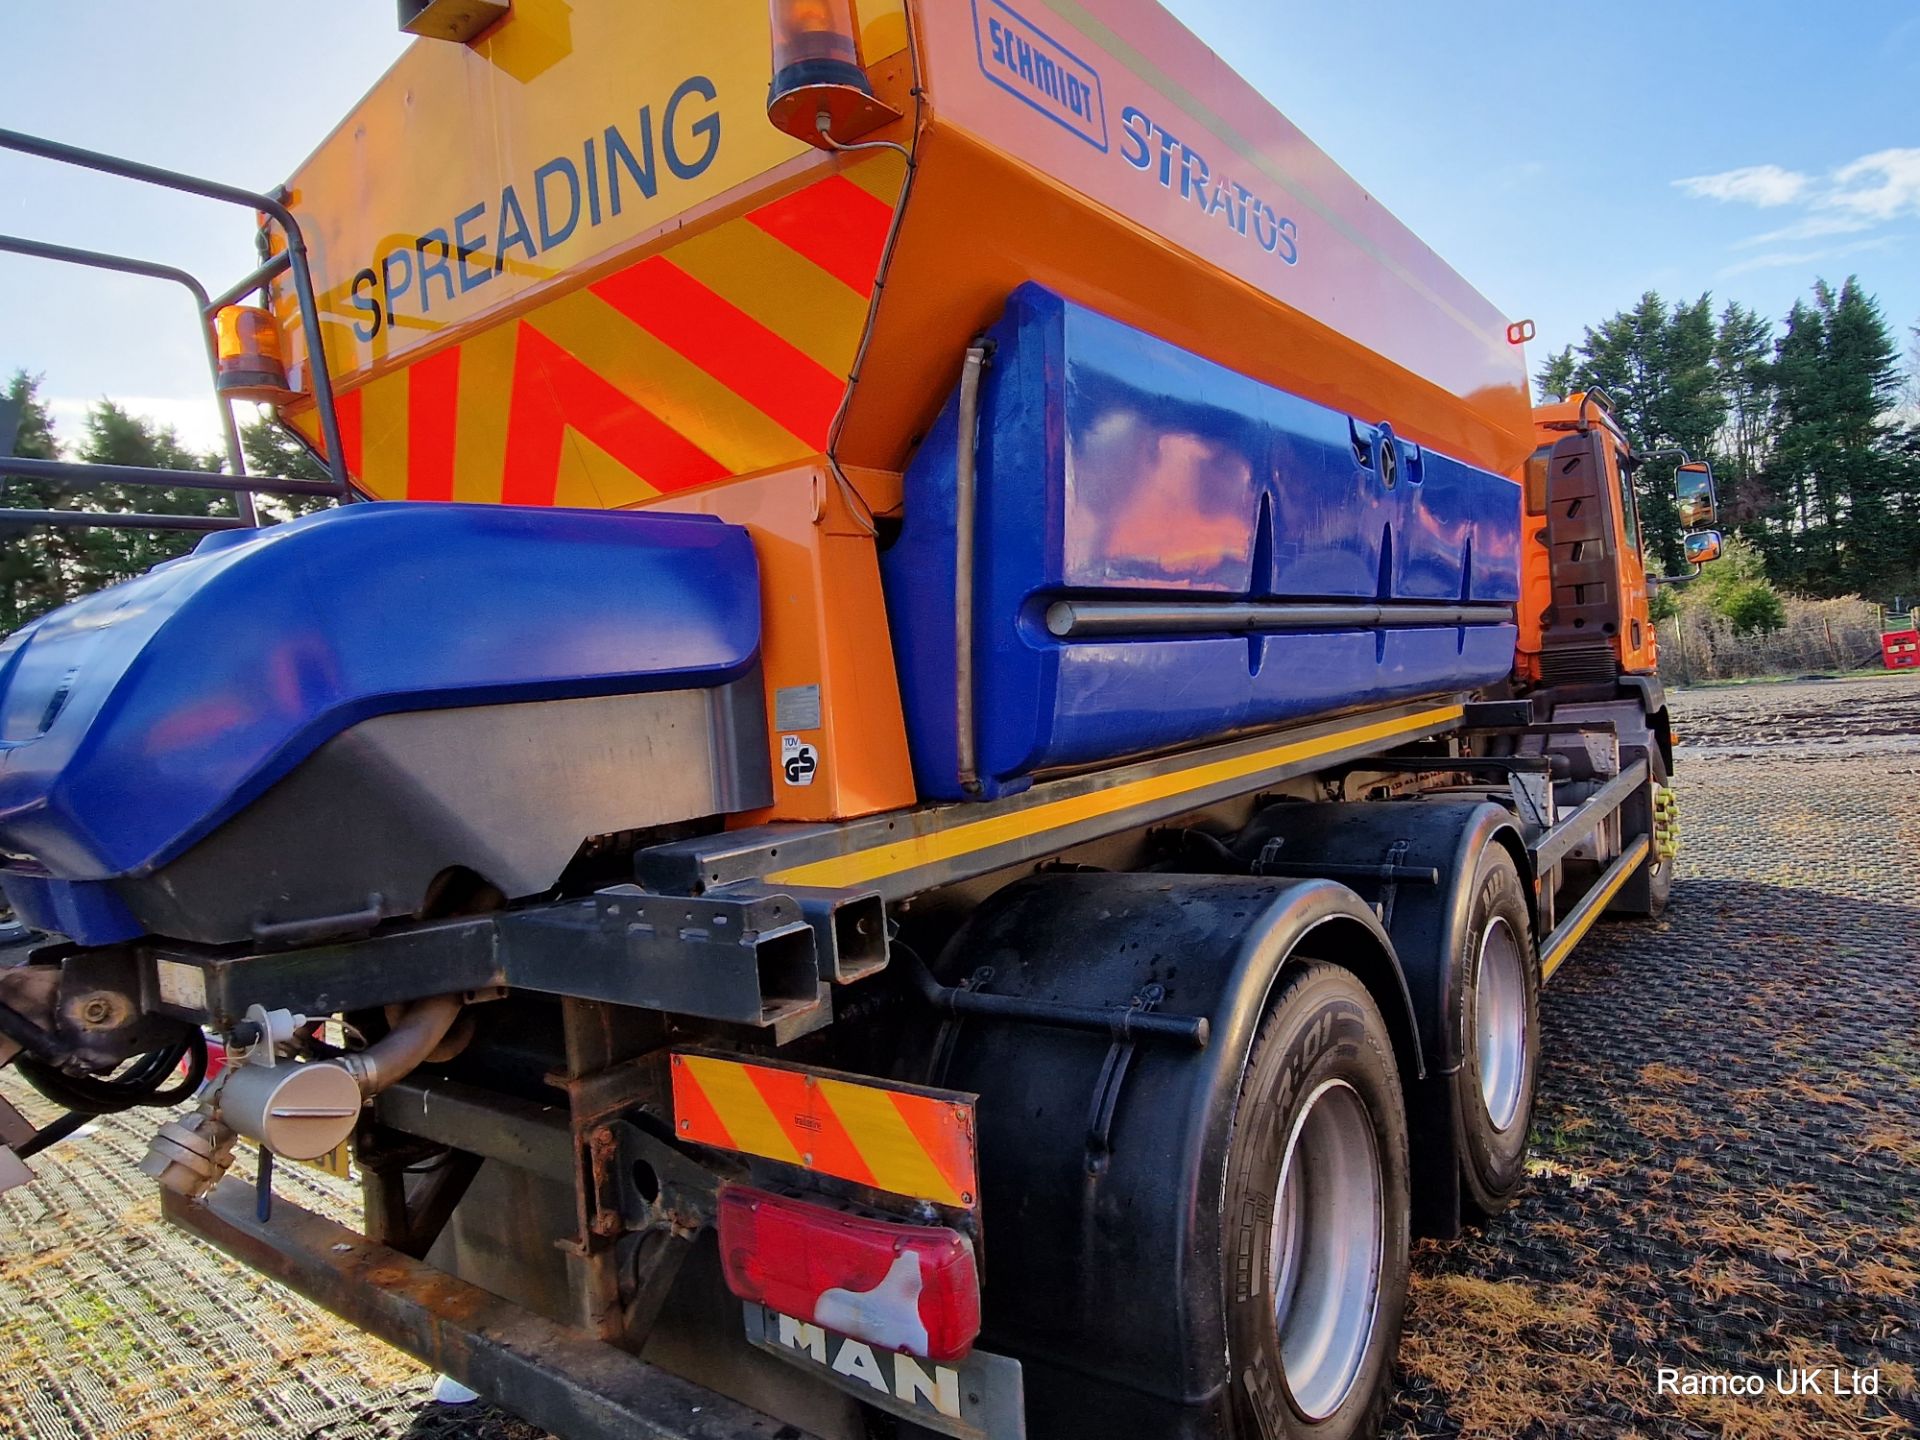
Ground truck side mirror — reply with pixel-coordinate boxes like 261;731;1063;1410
1676;461;1717;529
1683;529;1723;567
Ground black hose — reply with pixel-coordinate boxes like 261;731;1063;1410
12;1029;210;1161
16;1110;87;1160
0;997;72;1066
17;1031;208;1154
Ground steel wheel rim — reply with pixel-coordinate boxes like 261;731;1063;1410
1267;1077;1383;1422
1475;916;1528;1133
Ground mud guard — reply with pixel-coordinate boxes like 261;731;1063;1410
1229;801;1533;1240
912;873;1413;1440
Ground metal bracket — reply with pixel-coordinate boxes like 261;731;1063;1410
1084;982;1165;1171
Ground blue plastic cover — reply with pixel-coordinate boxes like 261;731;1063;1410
0;503;760;893
882;284;1522;800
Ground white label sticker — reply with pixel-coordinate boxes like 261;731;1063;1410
155;959;209;1012
780;734;820;787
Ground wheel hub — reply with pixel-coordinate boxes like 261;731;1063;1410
1475;915;1529;1133
1268;1077;1384;1422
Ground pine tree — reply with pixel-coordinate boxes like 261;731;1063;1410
1767;278;1907;596
1546;292;1726;575
1534;346;1577;403
241;412;335;521
67;400;233;592
1713;302;1774;526
0;373;79;630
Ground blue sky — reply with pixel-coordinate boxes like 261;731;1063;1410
1;2;1914;452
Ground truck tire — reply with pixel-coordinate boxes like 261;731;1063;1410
1452;846;1539;1220
1610;749;1672;919
1224;963;1409;1440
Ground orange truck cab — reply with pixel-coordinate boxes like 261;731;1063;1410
1516;391;1658;686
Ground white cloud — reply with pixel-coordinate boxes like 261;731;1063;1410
1824;147;1920;220
1674;164;1811;207
1678;147;1920;270
1730;214;1874;248
1716;235;1900;279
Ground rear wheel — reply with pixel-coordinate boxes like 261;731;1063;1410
1224;964;1410;1440
1452;846;1540;1220
1611;747;1673;919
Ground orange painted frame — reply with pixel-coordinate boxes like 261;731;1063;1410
645;461;915;823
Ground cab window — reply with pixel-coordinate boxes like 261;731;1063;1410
1523;445;1553;516
1614;449;1641;552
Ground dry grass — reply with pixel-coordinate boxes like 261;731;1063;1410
1616;1095;1702;1145
1858;1123;1920;1165
1662;1339;1913;1440
1637;1063;1702;1090
1398;1273;1626;1437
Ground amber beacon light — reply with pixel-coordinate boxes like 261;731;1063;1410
214;305;297;403
766;0;900;147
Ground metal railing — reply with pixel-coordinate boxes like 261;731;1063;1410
0;128;356;532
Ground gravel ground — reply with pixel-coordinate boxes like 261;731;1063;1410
1;672;1915;1440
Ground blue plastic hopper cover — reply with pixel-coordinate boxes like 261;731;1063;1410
0;503;761;895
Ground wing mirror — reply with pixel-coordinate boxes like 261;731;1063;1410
1676;461;1718;529
1683;529;1724;567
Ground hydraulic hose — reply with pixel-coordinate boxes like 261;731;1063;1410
14;1028;210;1159
0;997;72;1067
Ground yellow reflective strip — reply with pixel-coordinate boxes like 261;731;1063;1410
816;1078;962;1207
524;288;805;473
1540;840;1648;981
856;0;909;60
769;706;1466;890
842;151;908;206
554;426;659;509
679;1056;803;1166
667;222;866;375
453;323;517;503
357;370;410;500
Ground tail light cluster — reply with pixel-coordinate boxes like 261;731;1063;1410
718;1185;981;1363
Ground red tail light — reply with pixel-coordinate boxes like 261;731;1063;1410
718;1186;981;1363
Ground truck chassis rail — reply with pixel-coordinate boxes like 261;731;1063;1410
162;1180;812;1440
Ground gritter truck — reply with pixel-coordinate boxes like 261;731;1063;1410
0;2;1725;1437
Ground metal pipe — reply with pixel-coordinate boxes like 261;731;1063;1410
1045;598;1516;639
953;344;990;796
0;456;336;498
281;237;353;502
203;251;292;316
1531;758;1649;872
337;994;465;1098
0;129;353;500
1540;832;1651;980
0;234;257;525
0;509;248;533
904;947;1208;1048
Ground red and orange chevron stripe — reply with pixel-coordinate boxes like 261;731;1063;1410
299;155;904;508
671;1052;979;1209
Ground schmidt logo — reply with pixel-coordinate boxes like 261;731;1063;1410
972;0;1109;152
